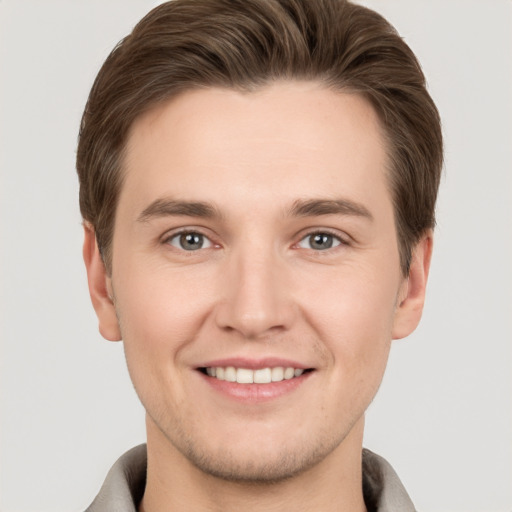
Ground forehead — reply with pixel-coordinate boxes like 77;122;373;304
120;82;391;216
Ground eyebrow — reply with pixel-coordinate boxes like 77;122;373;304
137;198;222;222
136;197;373;223
287;198;373;220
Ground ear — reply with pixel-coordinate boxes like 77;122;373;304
392;232;433;340
82;223;121;341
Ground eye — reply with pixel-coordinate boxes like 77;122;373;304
297;232;343;251
167;231;212;251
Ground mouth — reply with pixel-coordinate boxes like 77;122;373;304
198;366;313;384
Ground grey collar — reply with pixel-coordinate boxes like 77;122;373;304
86;445;415;511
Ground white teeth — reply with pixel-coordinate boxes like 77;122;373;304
254;368;272;384
205;365;307;384
236;368;253;384
284;367;295;380
271;367;284;382
224;366;236;382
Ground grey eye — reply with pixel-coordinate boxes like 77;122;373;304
168;232;212;251
298;233;341;251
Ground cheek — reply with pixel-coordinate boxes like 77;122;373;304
113;267;213;409
303;258;399;326
300;265;399;371
112;261;218;374
116;250;215;325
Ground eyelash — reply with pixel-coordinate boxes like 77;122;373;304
163;229;215;252
295;230;348;252
162;228;349;253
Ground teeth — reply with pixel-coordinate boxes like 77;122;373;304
271;367;284;381
254;368;272;384
284;367;295;380
205;366;306;384
224;366;236;382
236;368;253;384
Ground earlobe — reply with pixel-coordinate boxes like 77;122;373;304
392;232;433;340
82;223;122;342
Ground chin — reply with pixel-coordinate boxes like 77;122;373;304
175;430;344;484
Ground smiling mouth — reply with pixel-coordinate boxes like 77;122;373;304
199;366;313;384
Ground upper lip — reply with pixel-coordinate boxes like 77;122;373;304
197;357;312;370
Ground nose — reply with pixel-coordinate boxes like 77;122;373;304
214;245;295;340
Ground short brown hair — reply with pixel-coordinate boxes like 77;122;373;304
77;0;443;274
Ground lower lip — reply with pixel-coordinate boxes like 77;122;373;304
198;371;313;403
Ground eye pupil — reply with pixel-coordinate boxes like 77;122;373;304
180;233;203;250
310;233;333;250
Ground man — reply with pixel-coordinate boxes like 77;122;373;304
78;0;442;510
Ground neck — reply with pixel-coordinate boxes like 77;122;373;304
139;416;367;512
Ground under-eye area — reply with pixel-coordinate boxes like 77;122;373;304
198;366;314;384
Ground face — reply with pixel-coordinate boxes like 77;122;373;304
85;82;430;482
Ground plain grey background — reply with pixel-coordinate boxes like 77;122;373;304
1;1;511;511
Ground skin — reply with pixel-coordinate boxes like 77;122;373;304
84;82;432;512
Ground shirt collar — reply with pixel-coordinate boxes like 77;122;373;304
86;445;415;512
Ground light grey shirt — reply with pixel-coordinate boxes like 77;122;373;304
85;444;416;511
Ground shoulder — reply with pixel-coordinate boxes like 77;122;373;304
85;444;147;512
362;448;417;512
